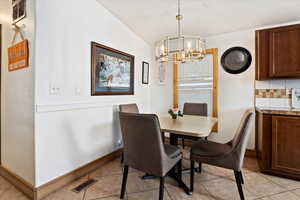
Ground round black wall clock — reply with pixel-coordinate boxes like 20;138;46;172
221;47;252;74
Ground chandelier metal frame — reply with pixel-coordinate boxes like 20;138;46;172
155;0;206;63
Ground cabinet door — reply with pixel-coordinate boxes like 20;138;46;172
272;116;300;175
255;30;270;80
269;24;300;77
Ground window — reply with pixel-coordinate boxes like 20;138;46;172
173;48;218;131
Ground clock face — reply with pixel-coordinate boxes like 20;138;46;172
221;47;252;74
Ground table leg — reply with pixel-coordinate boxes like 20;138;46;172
169;133;191;195
162;131;165;143
168;159;191;195
169;133;178;146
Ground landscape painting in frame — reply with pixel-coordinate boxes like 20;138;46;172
91;42;134;95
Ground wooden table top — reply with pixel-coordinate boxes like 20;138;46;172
158;115;218;138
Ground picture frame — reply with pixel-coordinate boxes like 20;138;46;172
12;0;26;24
142;61;149;84
158;63;167;85
91;42;134;96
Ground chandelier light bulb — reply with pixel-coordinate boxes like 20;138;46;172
161;45;165;53
187;41;192;50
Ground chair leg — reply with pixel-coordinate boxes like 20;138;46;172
239;171;244;184
162;131;165;143
120;165;129;199
177;159;182;180
159;177;165;200
121;152;124;164
234;171;245;200
182;139;185;149
198;162;202;173
190;160;195;193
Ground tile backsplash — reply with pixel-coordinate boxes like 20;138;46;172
255;79;300;108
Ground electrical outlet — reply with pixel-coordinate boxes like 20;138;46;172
50;84;56;95
50;84;60;95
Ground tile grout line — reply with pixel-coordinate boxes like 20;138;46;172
82;189;87;200
165;186;174;200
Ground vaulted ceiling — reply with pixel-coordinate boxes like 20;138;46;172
97;0;300;44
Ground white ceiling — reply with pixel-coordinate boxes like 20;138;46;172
97;0;300;44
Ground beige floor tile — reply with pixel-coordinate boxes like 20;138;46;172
0;186;29;200
85;172;159;200
126;173;160;193
243;172;272;185
44;176;88;200
90;194;128;200
89;159;123;178
263;174;300;190
291;188;300;197
243;172;286;198
85;174;123;200
0;158;296;200
127;189;171;200
260;191;300;200
202;164;233;178
166;181;213;200
182;167;226;183
203;177;257;200
0;176;13;197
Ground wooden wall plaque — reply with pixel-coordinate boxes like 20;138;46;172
7;39;29;71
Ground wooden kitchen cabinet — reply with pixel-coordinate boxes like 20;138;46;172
256;111;300;180
272;116;300;175
256;24;300;80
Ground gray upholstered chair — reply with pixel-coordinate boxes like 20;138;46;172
119;112;182;200
190;109;254;200
183;103;208;117
119;104;139;113
119;104;139;163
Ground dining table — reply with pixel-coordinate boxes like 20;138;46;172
142;114;218;195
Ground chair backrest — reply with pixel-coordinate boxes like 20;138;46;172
230;109;254;170
119;112;167;176
119;104;139;113
183;103;208;116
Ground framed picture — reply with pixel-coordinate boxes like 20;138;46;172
12;0;26;24
91;42;134;96
158;63;167;85
142;61;149;84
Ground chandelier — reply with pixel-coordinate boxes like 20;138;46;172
155;0;206;63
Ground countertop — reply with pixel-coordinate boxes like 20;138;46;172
256;107;300;116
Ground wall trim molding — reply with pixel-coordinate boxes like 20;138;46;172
0;149;122;200
0;165;35;199
245;149;257;158
35;100;145;113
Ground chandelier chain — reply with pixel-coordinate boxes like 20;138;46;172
177;0;181;37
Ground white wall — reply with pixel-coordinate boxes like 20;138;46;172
34;0;153;186
206;30;256;148
150;61;173;114
0;0;35;185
